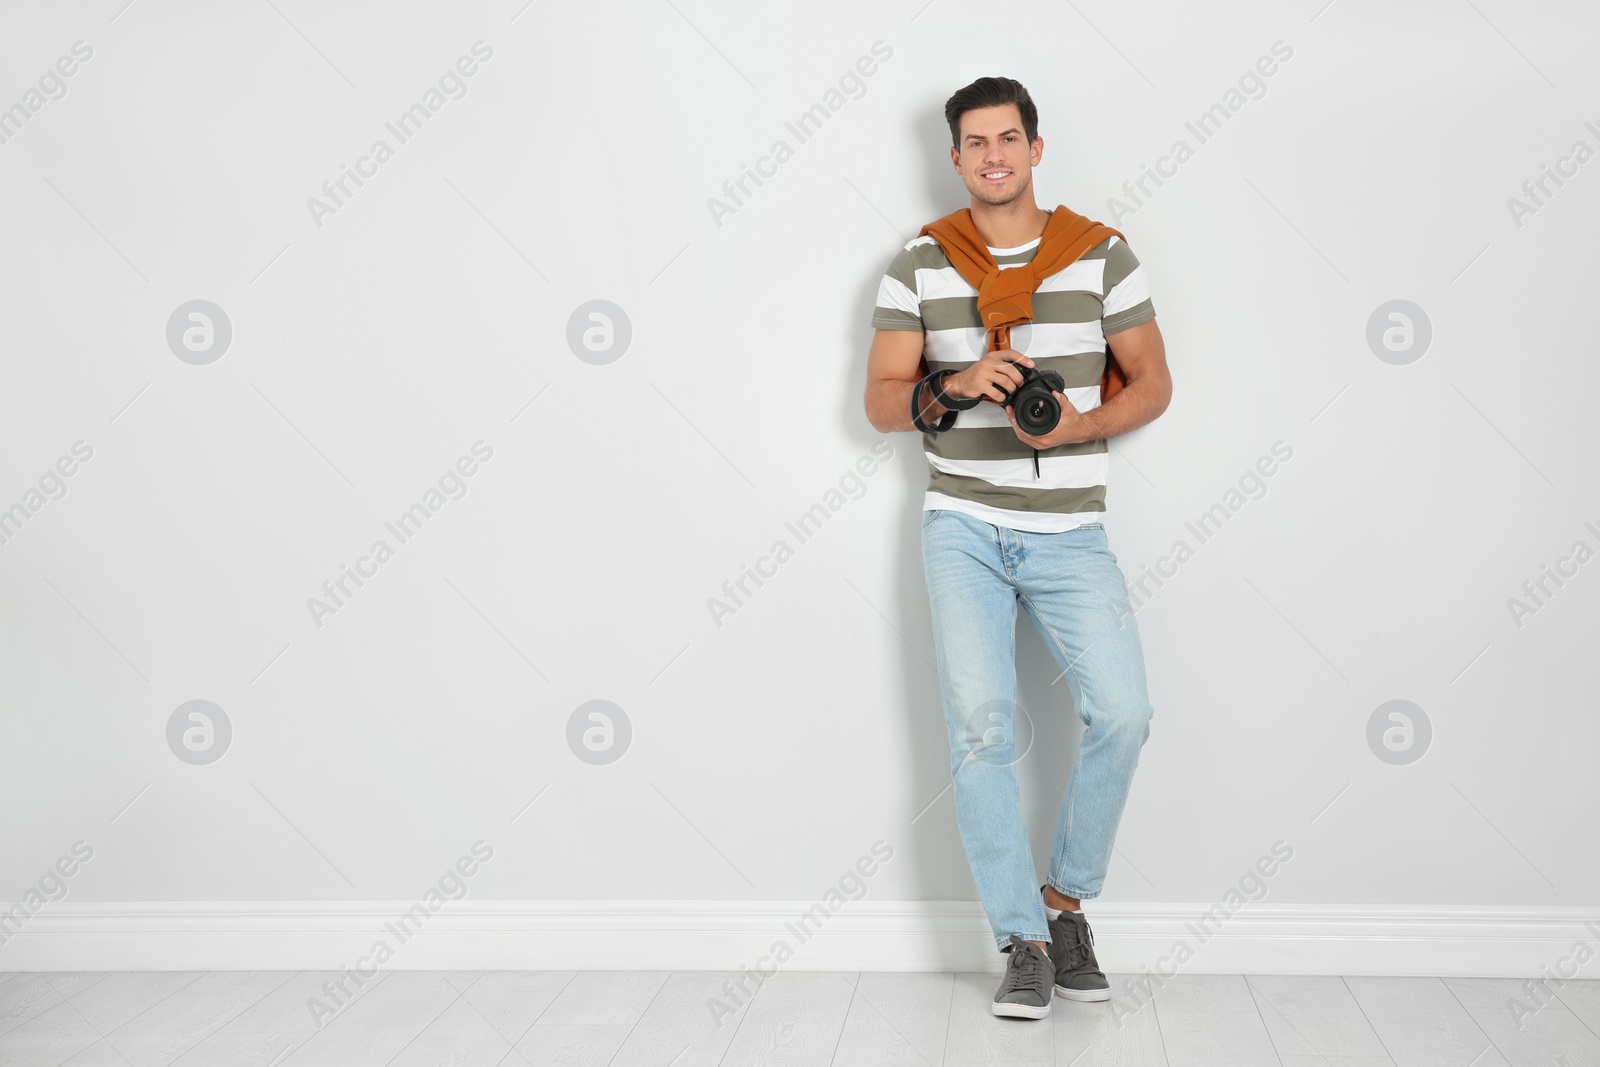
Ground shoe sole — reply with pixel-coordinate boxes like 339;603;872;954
991;1000;1051;1019
1054;984;1111;1002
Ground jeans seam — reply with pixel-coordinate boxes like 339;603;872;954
1047;877;1100;900
1051;750;1084;893
1018;588;1094;895
1000;932;1053;951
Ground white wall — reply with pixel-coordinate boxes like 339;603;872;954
2;0;1596;971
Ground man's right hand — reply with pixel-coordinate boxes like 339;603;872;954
945;348;1036;405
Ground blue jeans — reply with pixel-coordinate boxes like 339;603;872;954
920;508;1155;952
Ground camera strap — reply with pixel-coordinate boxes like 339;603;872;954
990;326;1042;481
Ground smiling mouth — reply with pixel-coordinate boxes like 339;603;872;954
980;169;1013;184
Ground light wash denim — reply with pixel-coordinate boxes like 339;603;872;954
920;507;1155;952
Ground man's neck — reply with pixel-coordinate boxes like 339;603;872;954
970;198;1051;250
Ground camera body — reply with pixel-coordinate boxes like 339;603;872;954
999;364;1069;436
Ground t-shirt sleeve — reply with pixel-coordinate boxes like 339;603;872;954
870;245;923;331
1101;236;1156;335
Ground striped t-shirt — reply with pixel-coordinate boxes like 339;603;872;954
871;226;1156;533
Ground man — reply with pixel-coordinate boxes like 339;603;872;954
863;76;1170;1019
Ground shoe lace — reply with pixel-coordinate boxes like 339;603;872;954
1003;934;1050;991
1059;913;1096;969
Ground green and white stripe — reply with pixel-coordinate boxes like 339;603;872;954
871;231;1155;533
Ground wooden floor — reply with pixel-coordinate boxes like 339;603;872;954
2;969;1597;1066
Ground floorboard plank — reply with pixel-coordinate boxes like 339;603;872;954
274;971;461;1067
1157;1010;1280;1067
1050;987;1165;1067
1343;976;1512;1067
1468;1002;1600;1067
1247;974;1388;1057
1555;980;1600;1036
65;972;206;1037
1153;975;1255;1013
609;971;747;1067
105;980;293;1067
719;972;856;1067
210;969;392;1037
833;1015;948;1066
3;968;1593;1067
535;971;667;1027
459;970;575;1046
0;974;66;1039
944;970;1054;1067
387;995;514;1067
0;999;103;1067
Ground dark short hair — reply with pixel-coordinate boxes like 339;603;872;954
944;77;1039;149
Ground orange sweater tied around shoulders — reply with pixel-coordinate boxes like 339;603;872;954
918;204;1129;402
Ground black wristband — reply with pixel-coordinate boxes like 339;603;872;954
929;368;982;411
911;374;958;433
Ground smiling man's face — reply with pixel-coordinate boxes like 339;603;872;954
950;103;1042;207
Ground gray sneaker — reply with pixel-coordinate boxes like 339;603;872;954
1043;895;1111;1001
992;933;1053;1019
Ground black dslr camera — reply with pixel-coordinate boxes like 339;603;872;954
998;364;1069;436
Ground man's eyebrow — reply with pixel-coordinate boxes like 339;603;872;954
964;128;1022;143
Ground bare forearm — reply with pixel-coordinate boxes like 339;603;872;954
867;376;948;433
1067;373;1171;443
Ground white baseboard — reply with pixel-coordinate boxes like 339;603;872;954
3;900;1597;976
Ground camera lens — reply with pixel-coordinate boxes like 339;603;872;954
1016;388;1060;435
